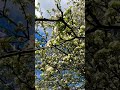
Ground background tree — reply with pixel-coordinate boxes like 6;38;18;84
0;0;35;89
35;0;85;89
86;0;120;89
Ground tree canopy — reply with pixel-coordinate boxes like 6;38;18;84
0;0;119;89
86;0;120;89
35;0;85;89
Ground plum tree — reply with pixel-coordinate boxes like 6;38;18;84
35;0;85;89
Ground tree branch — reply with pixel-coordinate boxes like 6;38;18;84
35;18;61;22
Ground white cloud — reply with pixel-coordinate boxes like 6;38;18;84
35;0;69;18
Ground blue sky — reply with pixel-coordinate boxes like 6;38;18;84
0;0;34;34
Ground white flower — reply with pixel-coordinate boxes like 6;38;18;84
80;25;85;30
53;26;58;34
46;40;51;47
45;65;54;72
